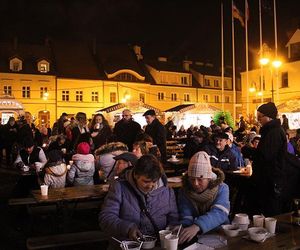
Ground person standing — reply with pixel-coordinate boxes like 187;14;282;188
143;110;167;162
90;113;112;150
252;102;289;216
281;114;289;132
3;117;18;165
114;109;142;151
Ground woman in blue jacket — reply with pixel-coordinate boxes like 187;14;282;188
178;151;230;244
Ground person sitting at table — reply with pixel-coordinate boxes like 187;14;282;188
226;132;245;168
99;154;179;245
204;132;237;171
43;150;67;188
178;151;230;244
183;131;208;159
132;140;149;158
135;133;161;161
67;142;95;186
113;152;138;177
177;125;187;138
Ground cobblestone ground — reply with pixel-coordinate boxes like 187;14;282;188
0;163;107;250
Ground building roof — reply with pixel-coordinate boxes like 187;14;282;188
165;104;195;113
0;42;54;75
190;64;232;77
146;60;188;73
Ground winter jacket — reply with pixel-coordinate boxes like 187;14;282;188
145;119;167;162
98;169;179;239
178;168;230;234
67;154;95;186
204;144;237;171
230;143;245;168
44;162;67;188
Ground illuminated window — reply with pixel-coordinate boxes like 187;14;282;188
181;77;188;85
92;92;98;102
139;93;145;103
22;86;30;98
214;80;219;87
10;57;22;72
40;87;48;98
76;91;83;102
62;90;69;101
158;92;164;101
4;86;12;96
203;94;209;102
281;72;288;88
110;92;117;103
40;63;48;73
214;95;220;103
204;79;210;86
184;94;190;102
171;93;177;101
113;73;139;82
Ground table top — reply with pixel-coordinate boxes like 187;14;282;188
32;184;108;203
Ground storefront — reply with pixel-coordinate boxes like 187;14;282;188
277;99;300;129
0;97;24;124
165;103;220;129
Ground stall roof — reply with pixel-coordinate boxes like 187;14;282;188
165;104;195;113
96;102;161;114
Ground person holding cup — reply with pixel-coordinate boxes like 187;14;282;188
178;151;230;244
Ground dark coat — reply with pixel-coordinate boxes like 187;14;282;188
91;125;113;150
145;119;167;162
113;119;142;151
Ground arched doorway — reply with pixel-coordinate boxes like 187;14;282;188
38;111;50;128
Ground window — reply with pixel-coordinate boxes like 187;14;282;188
204;79;210;86
113;73;139;82
214;95;220;103
203;94;209;102
282;72;288;88
40;87;48;98
110;92;117;103
171;93;177;101
224;80;228;88
76;91;83;102
10;57;22;72
4;86;12;96
225;96;230;103
291;42;300;58
139;93;145;103
181;77;188;85
92;92;99;102
62;91;69;101
40;63;48;73
22;86;30;98
158;92;164;101
214;80;219;87
184;94;190;102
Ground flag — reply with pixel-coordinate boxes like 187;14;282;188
232;2;245;27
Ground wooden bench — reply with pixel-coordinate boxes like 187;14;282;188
26;230;108;249
8;197;37;206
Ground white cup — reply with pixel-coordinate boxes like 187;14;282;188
253;215;265;227
34;162;43;172
61;148;67;154
164;235;178;250
234;213;249;224
69;160;73;166
159;230;172;248
40;184;49;196
171;155;176;160
265;217;277;234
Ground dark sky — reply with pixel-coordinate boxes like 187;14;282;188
1;0;300;70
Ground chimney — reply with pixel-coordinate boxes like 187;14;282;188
13;37;18;50
183;60;192;71
158;57;167;62
133;45;143;60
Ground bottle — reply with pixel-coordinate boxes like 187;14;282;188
292;199;300;226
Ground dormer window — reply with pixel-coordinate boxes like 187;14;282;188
38;60;50;73
9;57;22;72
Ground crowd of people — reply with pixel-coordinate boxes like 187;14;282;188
1;102;300;247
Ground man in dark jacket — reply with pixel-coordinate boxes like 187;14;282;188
143;109;167;162
251;102;290;216
114;109;142;151
204;132;237;171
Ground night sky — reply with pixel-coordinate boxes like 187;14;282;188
1;0;300;71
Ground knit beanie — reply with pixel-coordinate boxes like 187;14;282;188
188;151;213;178
77;142;90;155
257;102;278;119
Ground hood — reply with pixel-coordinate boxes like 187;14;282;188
48;163;67;176
72;153;95;172
182;167;225;191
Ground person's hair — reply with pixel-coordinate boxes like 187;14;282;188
133;154;162;180
7;116;15;124
75;112;87;121
90;113;109;128
56;134;66;142
135;132;153;143
133;140;149;155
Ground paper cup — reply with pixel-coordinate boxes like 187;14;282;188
159;230;172;248
265;217;277;234
40;184;49;196
69;160;73;165
171;155;176;160
164;235;178;250
234;213;249;224
61;148;67;154
253;215;265;227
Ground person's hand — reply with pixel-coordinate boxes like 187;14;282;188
179;224;200;244
128;226;142;241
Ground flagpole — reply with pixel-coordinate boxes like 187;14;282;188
232;0;236;125
259;0;264;104
245;0;249;116
221;1;224;111
274;0;279;104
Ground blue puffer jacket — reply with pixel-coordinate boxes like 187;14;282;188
178;168;230;234
98;169;179;239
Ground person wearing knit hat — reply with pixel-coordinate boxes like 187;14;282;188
251;102;291;216
67;142;95;186
177;151;230;244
